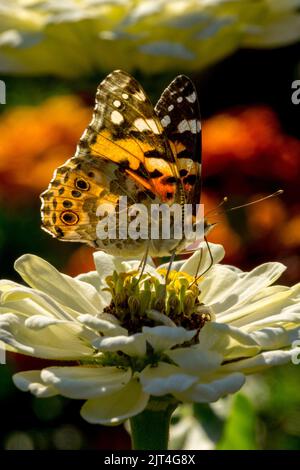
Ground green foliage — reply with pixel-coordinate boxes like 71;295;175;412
217;394;257;450
259;365;300;449
193;402;224;443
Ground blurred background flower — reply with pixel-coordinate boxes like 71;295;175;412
0;0;300;451
0;95;90;200
0;0;300;77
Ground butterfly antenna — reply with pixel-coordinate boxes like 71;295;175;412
188;237;214;288
204;196;228;218
211;190;283;217
225;189;283;213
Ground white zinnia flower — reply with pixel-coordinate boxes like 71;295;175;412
0;242;299;425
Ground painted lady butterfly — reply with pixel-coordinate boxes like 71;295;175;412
41;70;210;257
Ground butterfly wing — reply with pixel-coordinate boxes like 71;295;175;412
41;156;144;247
78;70;182;204
155;75;201;215
41;70;183;252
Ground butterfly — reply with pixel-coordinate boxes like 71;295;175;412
41;70;211;258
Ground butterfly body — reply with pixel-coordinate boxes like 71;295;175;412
41;70;206;258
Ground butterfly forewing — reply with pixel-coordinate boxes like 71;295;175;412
78;70;183;205
155;75;201;214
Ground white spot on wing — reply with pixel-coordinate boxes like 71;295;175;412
134;118;161;134
177;119;200;134
190;120;197;133
177;96;183;103
186;92;196;103
177;120;189;133
161;115;171;127
168;104;174;111
122;93;129;99
113;100;121;108
111;110;124;125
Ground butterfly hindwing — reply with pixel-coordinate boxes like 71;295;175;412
155;75;201;214
41;155;149;250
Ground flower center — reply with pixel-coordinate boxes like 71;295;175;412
103;269;212;334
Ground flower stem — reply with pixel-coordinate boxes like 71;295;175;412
129;399;177;450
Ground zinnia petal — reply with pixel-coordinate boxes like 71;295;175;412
40;366;132;399
143;326;196;352
174;373;245;403
80;379;149;425
220;349;298;374
92;333;146;357
199;322;260;360
78;314;128;336
13;370;58;398
140;362;198;395
166;347;222;375
93;251;129;283
14;254;104;314
209;262;286;314
180;242;225;277
221;285;298;326
0;313;94;360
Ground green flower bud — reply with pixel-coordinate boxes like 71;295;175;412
153;297;165;313
183;292;196;316
168;294;180;316
128;296;141;316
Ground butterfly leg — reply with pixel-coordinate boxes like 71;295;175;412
165;249;177;286
188;237;214;288
161;250;177;309
138;244;149;271
135;242;150;285
192;247;203;279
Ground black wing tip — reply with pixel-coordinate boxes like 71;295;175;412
171;74;195;84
